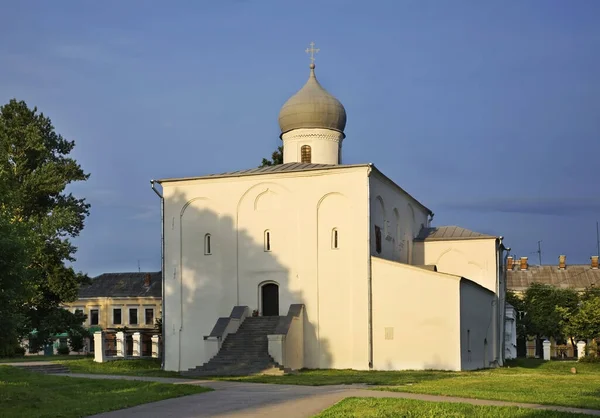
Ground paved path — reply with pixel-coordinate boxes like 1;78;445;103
51;373;600;417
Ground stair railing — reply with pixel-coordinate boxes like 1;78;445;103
203;306;249;363
267;304;305;370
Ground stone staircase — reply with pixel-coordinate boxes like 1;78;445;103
183;316;289;377
12;363;70;374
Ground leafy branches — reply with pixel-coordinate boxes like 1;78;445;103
0;99;90;354
260;145;283;167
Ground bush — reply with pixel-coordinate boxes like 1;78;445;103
69;333;86;353
57;345;70;355
579;355;600;363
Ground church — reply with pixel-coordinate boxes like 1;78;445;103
153;48;509;374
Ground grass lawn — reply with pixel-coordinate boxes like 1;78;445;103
0;365;211;418
221;359;600;410
315;398;584;418
58;358;184;378
0;355;90;363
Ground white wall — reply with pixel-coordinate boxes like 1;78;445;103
413;239;498;293
413;237;503;366
282;128;344;165
161;166;370;371
369;172;430;264
371;257;462;371
459;280;495;370
504;305;518;360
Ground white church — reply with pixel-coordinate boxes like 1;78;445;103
153;50;510;374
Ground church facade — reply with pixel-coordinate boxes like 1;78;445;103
154;59;509;373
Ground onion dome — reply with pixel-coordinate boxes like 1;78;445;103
278;63;347;136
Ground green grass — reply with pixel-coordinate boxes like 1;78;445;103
58;358;184;378
0;366;211;418
0;355;90;363
219;359;600;410
315;398;584;418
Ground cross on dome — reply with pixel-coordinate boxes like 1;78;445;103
305;42;319;68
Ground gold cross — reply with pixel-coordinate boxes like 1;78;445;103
305;41;320;64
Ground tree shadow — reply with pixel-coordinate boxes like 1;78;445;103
161;189;331;372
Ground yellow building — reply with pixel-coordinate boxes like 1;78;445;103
62;271;162;355
507;255;600;358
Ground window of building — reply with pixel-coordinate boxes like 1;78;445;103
129;308;138;325
375;225;382;254
467;329;471;352
301;145;312;163
332;228;339;249
204;233;211;255
90;309;99;325
75;308;83;315
264;230;271;252
113;308;122;325
145;308;154;325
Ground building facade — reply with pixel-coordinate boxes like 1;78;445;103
155;60;509;373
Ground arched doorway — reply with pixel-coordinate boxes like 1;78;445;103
261;283;279;316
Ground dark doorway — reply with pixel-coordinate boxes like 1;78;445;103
261;283;279;316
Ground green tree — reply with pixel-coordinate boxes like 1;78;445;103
523;283;579;355
0;99;90;351
559;287;600;342
0;208;33;356
259;145;283;167
506;290;528;340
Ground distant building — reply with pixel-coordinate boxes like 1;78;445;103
506;255;599;358
62;271;162;355
507;255;600;293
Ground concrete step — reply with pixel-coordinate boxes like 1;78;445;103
188;315;288;376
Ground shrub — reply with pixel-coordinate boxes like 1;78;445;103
57;345;70;355
69;333;86;353
579;355;600;363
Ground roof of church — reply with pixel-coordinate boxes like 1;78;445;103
278;64;347;136
415;225;497;241
157;162;433;215
157;162;365;182
507;265;600;292
78;271;162;298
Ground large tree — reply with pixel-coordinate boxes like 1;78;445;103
523;283;579;355
0;99;90;352
559;287;600;344
0;206;33;355
259;145;283;167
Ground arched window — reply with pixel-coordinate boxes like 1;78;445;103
331;228;339;249
264;230;271;252
204;234;212;255
301;145;312;163
374;225;382;254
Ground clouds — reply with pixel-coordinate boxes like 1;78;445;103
441;196;600;216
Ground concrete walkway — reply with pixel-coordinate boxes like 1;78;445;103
52;373;600;417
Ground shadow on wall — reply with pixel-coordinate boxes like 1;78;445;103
165;190;332;370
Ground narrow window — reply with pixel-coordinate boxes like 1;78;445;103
467;329;471;352
145;308;154;325
332;228;339;249
204;233;211;255
90;309;99;325
375;225;382;254
75;308;83;316
129;308;138;325
301;145;312;163
113;308;122;325
264;230;271;251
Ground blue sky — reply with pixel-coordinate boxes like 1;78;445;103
1;1;599;276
